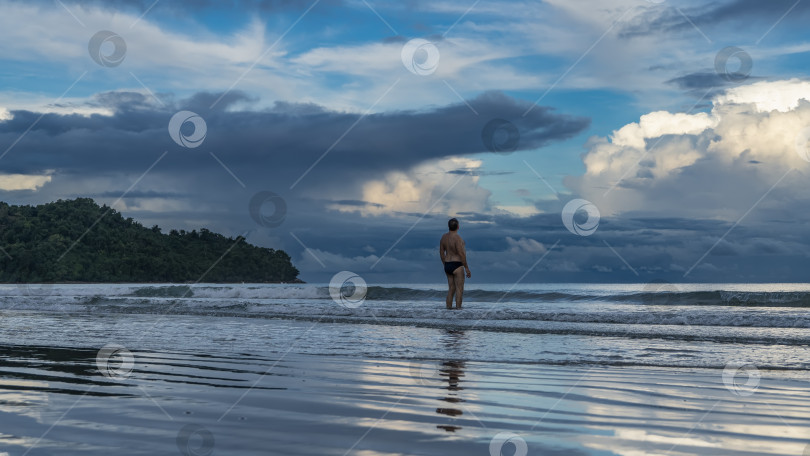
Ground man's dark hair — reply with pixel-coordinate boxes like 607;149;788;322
448;218;459;231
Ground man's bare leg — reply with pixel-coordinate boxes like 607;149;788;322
452;267;465;309
446;273;456;309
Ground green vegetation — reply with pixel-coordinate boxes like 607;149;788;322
0;198;299;283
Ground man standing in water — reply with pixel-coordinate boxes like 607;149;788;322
439;218;471;310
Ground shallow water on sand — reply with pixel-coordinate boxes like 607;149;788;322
1;283;809;455
1;338;808;455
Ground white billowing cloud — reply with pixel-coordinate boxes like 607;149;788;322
334;157;491;217
610;111;717;149
567;79;810;218
580;110;716;180
0;173;52;191
505;236;546;254
715;79;810;113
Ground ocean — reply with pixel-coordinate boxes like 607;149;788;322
1;283;808;455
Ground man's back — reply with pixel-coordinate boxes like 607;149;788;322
440;232;464;262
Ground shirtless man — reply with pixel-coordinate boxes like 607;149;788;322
439;218;471;310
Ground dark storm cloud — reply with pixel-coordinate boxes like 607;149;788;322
678;0;810;27
621;0;810;37
665;72;766;99
446;169;514;176
329;199;384;208
0;90;589;194
666;72;732;90
94;190;189;199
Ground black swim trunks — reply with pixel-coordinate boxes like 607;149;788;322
444;261;463;275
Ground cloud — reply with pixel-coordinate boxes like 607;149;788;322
492;205;540;217
330;154;545;219
566;78;810;219
666;72;734;91
0;1;568;114
664;71;767;101
0;90;588;194
336;157;491;217
0;3;320;109
11;0;341;14
610;110;717;150
0;0;752;119
505;236;545;254
621;0;810;37
0;173;52;191
715;79;810;112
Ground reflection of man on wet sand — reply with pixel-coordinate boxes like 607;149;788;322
436;360;466;432
439;218;471;310
435;329;467;432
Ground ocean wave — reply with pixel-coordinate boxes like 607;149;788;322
3;283;810;307
118;285;810;307
3;294;809;332
614;290;810;307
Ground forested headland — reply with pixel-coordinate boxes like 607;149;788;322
0;198;300;283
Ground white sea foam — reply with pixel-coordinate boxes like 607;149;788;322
1;284;809;347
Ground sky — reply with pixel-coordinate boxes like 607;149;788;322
1;0;809;283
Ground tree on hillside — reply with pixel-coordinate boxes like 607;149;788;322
0;198;299;283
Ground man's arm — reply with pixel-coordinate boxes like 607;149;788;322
458;238;471;277
439;238;446;262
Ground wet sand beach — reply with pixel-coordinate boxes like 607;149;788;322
1;338;809;455
2;283;809;455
